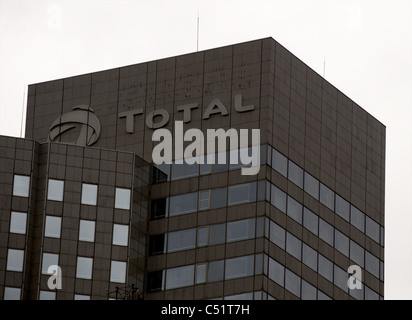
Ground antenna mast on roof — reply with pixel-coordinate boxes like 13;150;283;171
196;10;200;51
323;55;326;78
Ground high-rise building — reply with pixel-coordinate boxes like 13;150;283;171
0;37;385;300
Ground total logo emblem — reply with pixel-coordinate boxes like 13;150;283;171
48;106;101;147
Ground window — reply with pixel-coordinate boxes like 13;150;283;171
272;149;287;177
266;146;272;166
365;251;379;278
110;260;126;283
334;265;348;292
199;190;210;210
287;196;302;224
10;211;27;234
147;271;163;292
257;180;265;201
171;158;199;180
320;183;334;211
266;181;271;202
351;205;365;232
165;265;194;290
227;218;255;242
79;220;95;242
208;260;224;282
153;163;170;183
350;285;364;300
211;151;229;174
210;187;227;209
301;280;317;300
286;233;302;260
304;172;319;200
42;253;58;274
303;207;318;235
225;255;254;280
76;257;93;279
334;229;349;256
229;147;254;171
13;175;30;197
256;217;264;237
47;179;64;201
366;217;380;243
169;192;197;216
255;254;263;275
81;183;98;206
268;257;284;286
270;184;286;213
228;182;256;206
318;291;332;300
318;255;333;282
269;221;285;250
209;223;226;245
45;216;62;238
225;292;253;300
285;269;301;298
288;161;303;188
39;291;56;300
335;194;350;222
196;263;207;284
148;234;165;255
197;227;208;247
167;228;196;253
200;155;212;175
115;188;131;210
319;219;334;246
7;249;24;272
350;240;364;267
74;294;90;300
302;243;317;271
4;287;21;300
113;224;129;246
151;198;168;219
365;286;379;300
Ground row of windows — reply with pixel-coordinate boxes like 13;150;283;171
267;181;383;279
2;287;92;300
151;181;265;219
153;144;383;246
47;179;131;209
267;218;382;280
149;217;263;255
11;175;132;210
40;253;127;283
153;146;266;183
268;221;381;299
146;250;380;300
147;254;261;292
265;255;381;300
3;288;273;301
6;248;128;283
267;145;384;245
8;211;129;245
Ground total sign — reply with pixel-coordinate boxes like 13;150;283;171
49;94;261;175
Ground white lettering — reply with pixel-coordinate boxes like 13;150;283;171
152;121;260;175
152;129;173;165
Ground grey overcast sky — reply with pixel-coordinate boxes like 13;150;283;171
0;0;411;300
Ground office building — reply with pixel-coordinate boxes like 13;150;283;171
0;37;385;300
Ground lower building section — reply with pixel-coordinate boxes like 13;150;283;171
0;136;150;300
0;137;384;300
